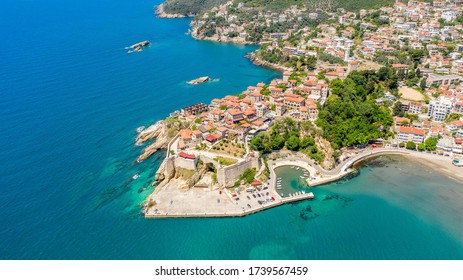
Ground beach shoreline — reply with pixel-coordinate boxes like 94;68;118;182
401;152;463;182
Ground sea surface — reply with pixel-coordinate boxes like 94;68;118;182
1;0;463;259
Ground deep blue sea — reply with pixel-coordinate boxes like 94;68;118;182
1;0;463;259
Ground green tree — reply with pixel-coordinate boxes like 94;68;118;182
300;136;315;150
406;141;416;150
241;168;257;184
420;78;427;90
424;137;438;151
286;135;300;151
270;134;285;150
392;101;405;117
444;113;461;122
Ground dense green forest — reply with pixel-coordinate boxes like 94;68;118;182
163;0;228;15
162;0;399;16
315;69;396;149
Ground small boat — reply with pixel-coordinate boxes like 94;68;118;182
132;174;140;180
300;176;305;178
291;166;295;169
280;193;284;197
136;126;145;133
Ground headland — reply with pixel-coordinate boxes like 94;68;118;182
138;0;463;219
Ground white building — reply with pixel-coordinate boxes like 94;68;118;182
427;96;453;122
398;126;425;144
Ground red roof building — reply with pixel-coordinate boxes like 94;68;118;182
178;152;196;159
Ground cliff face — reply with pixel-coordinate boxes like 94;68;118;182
315;135;335;170
136;121;173;162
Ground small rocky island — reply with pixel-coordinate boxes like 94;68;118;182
186;76;211;85
127;40;150;53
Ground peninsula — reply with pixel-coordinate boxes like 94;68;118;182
138;0;463;218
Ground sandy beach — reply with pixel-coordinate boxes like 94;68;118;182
404;152;463;182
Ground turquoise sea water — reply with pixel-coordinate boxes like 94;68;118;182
1;0;463;259
274;166;309;197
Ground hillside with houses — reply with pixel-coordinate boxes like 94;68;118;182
142;1;463;205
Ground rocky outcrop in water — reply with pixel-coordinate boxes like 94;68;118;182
127;41;150;53
136;122;163;145
186;76;211;85
136;121;174;162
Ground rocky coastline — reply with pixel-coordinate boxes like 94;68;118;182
155;3;194;18
188;25;289;72
245;52;292;73
136;121;173;162
189;26;252;45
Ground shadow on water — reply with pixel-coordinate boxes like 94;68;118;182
287;192;355;222
336;169;360;184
